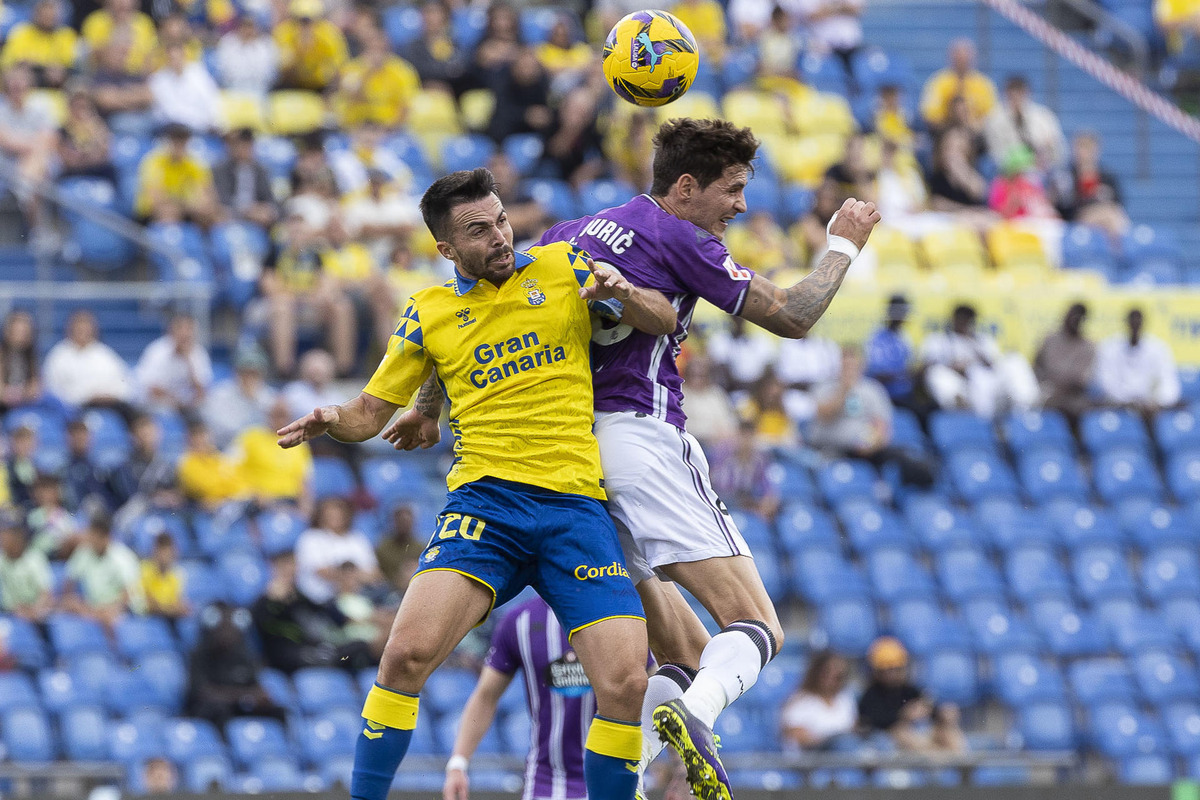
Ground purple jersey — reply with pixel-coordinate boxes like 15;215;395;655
537;195;755;430
486;597;593;800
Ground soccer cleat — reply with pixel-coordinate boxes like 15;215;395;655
651;700;731;800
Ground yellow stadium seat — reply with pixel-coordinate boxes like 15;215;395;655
220;91;267;132
458;89;495;132
655;91;721;124
30;90;66;127
921;227;989;273
721;89;787;137
767;134;845;187
866;226;921;273
792;92;857;138
406;89;461;135
987;223;1051;271
267;91;327;136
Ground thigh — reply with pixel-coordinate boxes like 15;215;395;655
661;555;781;634
637;577;710;668
570;615;649;719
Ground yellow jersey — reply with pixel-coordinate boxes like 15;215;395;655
81;10;158;73
140;561;184;611
336;55;420;127
233;427;312;500
919;68;998;126
135;148;213;217
274;19;348;90
364;241;605;500
0;23;77;69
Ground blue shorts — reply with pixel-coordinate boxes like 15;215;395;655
414;478;645;637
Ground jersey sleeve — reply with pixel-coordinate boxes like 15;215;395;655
484;609;521;675
363;297;434;406
665;225;755;315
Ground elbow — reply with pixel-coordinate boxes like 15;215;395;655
776;317;810;340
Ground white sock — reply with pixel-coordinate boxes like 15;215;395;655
641;665;694;773
681;620;775;730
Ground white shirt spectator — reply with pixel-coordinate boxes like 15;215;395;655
775;336;842;387
922;326;1038;418
1097;333;1181;408
920;329;1002;370
781;690;858;744
329;147;414;197
134;334;213;408
294;526;379;604
728;0;805;40
214;29;280;95
66;540;145;613
984;99;1067;170
149;61;223;133
43;338;132;405
202;378;275;449
707;326;778;389
282;380;343;420
796;0;864;52
341;185;422;266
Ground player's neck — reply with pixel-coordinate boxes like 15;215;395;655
651;193;686;222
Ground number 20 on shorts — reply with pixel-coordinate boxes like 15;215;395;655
435;513;487;541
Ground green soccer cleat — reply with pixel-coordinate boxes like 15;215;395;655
652;700;732;800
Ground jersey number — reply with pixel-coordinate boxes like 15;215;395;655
435;513;486;541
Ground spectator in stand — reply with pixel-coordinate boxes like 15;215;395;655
825;133;877;205
0;517;53;623
541;68;607;185
27;473;78;557
875;138;950;239
781;651;857;751
984;75;1067;173
1053;131;1130;240
485;47;554;146
295;496;382;605
231;397;313;511
202;347;275;449
874;84;914;149
177;419;243;508
797;0;863;82
275;0;348;91
919;38;997;128
486;153;549;245
43;310;133;411
535;14;593;89
140;531;189;622
680;355;739;449
402;0;471;96
141;758;179;796
709;417;782;520
62;418;113;512
1097;308;1181;414
110;414;182;523
472;2;523;89
921;303;1038;419
858;637;966;753
726;211;797;278
329;121;413;196
186;602;286;727
670;0;728;61
988;145;1059;221
757;5;803;80
335;21;420;129
212;128;279;230
1034;302;1096;422
341;167;420;273
865;294;916;409
0;0;77;88
776;334;842;395
708;315;777;394
5;425;38;509
81;0;157;75
57;87;115;182
0;310;41;409
281;348;339;418
149;41;222;134
725;0;784;44
89;41;156;138
151;13;203;70
252;550;378;673
60;510;145;628
134;313;213;412
927;125;996;228
0;63;59;211
1156;0;1200;48
741;370;802;448
134;123;220;226
375;504;419;594
214;13;280;96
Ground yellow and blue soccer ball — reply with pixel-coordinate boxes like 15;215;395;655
602;10;699;107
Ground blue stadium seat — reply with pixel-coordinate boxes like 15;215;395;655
130;510;193;559
768;461;817;503
890;600;969;656
61;706;110;761
742;175;782;222
1061;223;1117;272
1120;500;1194;548
729;509;774;553
948;450;1020;504
209;222;270;308
108;715;168;764
1072;546;1137;603
258;669;298;714
1068;659;1137;705
994;654;1066;705
781;185;816;223
1106;609;1177;656
147;222;215;284
424;668;482;717
248;754;306;791
440;135;497;175
382;4;423;47
851;47;916;91
1094;449;1165;503
115;615;177;660
1003;410;1075;456
728;770;803;790
972;766;1031;786
438;712;505;755
1167;450;1200;503
82;407;131;468
921;650;979;706
1005;546;1072;603
776;505;839;555
217;550;270;606
798;52;849;94
715;708;780;755
808;768;868;789
1135;651;1200;704
1017;449;1089;504
900;494;977;551
1050;503;1123;550
526;179;579;221
106;663;179;716
815;599;878;654
48;613;112;659
937;547;1006;603
795;549;871;604
226;718;290;768
185;754;234;794
1016;701;1076;750
1089;703;1167;758
363;457;431;508
194;513;254;560
1121;755;1174;784
180;561;223;608
1143;546;1200;602
836;501;912;554
721;48;758;90
1155;408;1200;456
294;667;361;715
816;459;877;504
164;717;225;764
382;134;433;182
964;600;1040;656
2;707;57;762
0;616;49;669
253;135;297;182
502;133;544;175
312;456;357;500
139;650;188;712
872;769;927;789
930;411;996;454
866;548;937;602
1123;225;1182;276
1163;598;1200;644
974;497;1051;552
39;666;89;713
1080;410;1149;454
57;177;138;269
257;508;307;557
1033;602;1109;658
299;709;360;767
0;672;38;713
1163;703;1200;757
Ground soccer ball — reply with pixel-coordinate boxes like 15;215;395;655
602;10;699;108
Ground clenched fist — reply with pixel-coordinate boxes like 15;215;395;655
828;198;882;250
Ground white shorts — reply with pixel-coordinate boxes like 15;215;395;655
595;410;751;583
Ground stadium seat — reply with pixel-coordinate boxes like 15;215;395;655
1106;609;1177;655
226;717;290;768
526;179;578;221
900;494;977;551
851;48;915;92
715;708;781;754
1004;410;1074;456
1163;703;1200;757
1123;225;1182;276
382;4;423;47
0;672;38;713
1068;659;1137;705
815;598;878;654
294;667;361;715
816;459;877;504
164;717;226;764
987;223;1050;271
1016;701;1076;750
501;133;544;175
267;91;326;136
948;450;1020;504
146;222;214;284
890;600;969;656
216;550;269;606
1071;546;1137;603
1117;500;1193;548
1089;703;1167;758
1094;448;1165;503
1061;224;1118;272
139;650;189;711
61;706;110;761
109;715;168;764
866;548;937;602
1135;651;1200;704
257;508;307;556
937;547;1006;604
1143;546;1200;602
130;510;193;558
1033;602;1109;658
440;135;496;175
1005;546;1073;603
3;707;57;762
836;500;912;554
1080;409;1149;454
963;600;1040;655
185;754;234;794
0;616;49;669
728;770;803;790
975;497;1053;552
299;709;360;767
1120;755;1174;784
770;461;817;504
1051;503;1123;550
115;614;177;660
209;221;270;308
48;613;112;659
865;226;922;275
1155;408;1200;456
993;653;1066;705
1167;449;1200;503
180;561;224;608
929;411;995;454
57;177;138;269
457;89;495;132
1017;448;1089;504
424;668;482;717
721;89;788;137
248;754;306;791
219;91;266;132
312;456;357;500
921;650;979;706
920;227;988;273
795;549;871;604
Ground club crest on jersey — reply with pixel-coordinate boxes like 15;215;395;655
522;278;546;306
424;546;440;563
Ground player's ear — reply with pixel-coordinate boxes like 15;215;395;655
435;240;455;263
676;173;695;201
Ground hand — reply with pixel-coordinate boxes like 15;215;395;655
443;767;469;800
579;258;634;303
277;405;339;448
382;408;442;451
828;198;882;250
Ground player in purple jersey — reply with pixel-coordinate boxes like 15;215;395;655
386;120;881;800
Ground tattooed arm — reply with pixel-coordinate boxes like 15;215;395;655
381;371;444;451
739;198;881;339
413;372;445;420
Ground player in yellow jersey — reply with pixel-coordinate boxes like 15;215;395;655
276;168;677;800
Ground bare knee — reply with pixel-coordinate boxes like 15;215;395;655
591;667;648;718
379;636;441;690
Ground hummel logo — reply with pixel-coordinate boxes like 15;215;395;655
456;308;476;329
363;722;385;740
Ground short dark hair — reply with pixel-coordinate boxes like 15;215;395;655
650;118;759;196
952;304;977;321
419;168;499;241
1005;74;1029;91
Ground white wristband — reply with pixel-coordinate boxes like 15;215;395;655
446;755;469;773
825;211;860;261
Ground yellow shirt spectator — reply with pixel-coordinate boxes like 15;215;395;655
337;54;420;128
670;0;726;58
134;146;214;219
876;106;914;148
178;450;243;504
919;68;997;127
535;41;592;73
322;241;375;284
1;22;77;71
275;17;348;91
232;428;312;501
81;9;158;73
140;560;184;614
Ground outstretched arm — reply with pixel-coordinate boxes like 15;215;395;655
277;391;400;447
383;373;445;446
581;258;677;335
739;198;881;339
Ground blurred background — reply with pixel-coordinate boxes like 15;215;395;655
1;0;1200;795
